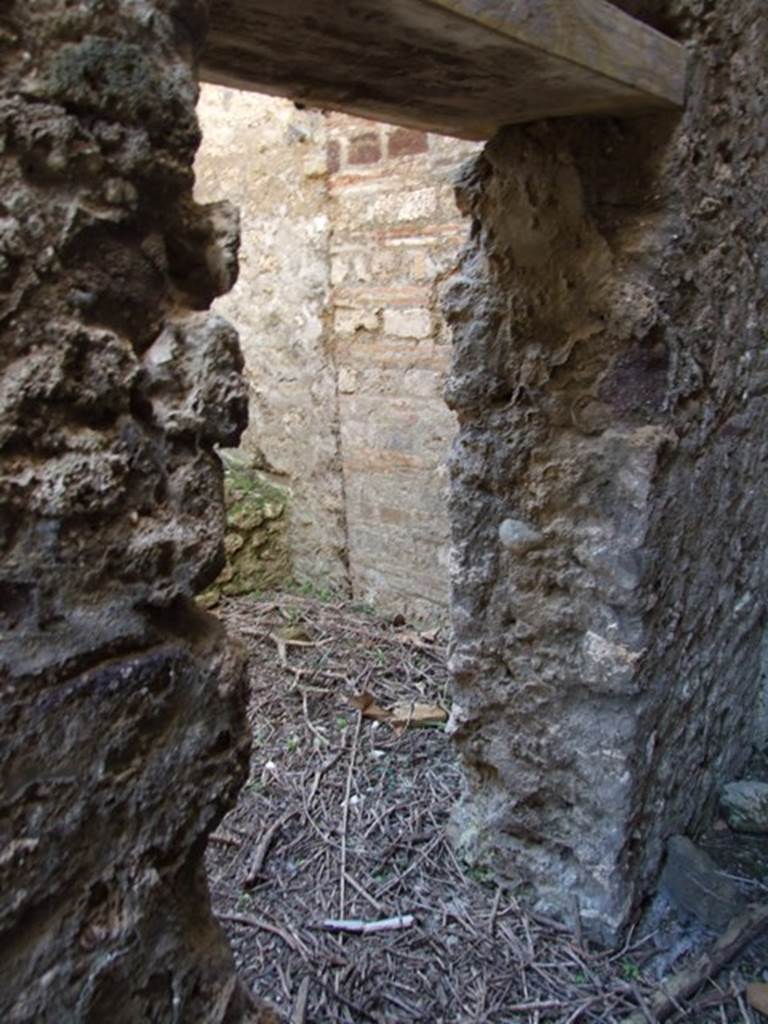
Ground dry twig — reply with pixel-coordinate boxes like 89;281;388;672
316;915;415;934
243;809;298;888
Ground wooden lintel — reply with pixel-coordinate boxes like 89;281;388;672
425;1;687;108
202;0;687;140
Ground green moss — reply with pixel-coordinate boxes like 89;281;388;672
202;460;292;604
47;37;197;146
226;501;262;533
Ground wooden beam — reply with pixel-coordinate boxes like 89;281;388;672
202;0;687;140
423;0;687;107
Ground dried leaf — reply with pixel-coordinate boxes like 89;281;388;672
348;691;390;722
389;701;448;728
397;631;423;647
349;693;448;729
397;628;441;651
349;691;373;711
747;982;768;1018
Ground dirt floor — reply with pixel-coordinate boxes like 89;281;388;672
208;593;768;1023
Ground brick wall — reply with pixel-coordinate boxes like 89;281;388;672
196;88;479;619
326;114;479;616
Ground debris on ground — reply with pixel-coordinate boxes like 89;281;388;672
208;593;768;1023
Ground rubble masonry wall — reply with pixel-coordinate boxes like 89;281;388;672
0;2;260;1020
445;0;768;943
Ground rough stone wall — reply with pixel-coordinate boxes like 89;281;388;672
446;0;768;943
327;114;480;619
0;3;257;1020
195;89;348;589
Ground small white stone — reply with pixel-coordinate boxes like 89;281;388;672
498;518;542;551
338;367;357;394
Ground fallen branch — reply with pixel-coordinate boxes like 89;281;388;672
338;711;362;919
623;902;768;1023
218;911;309;958
243;809;297;888
316;914;415;934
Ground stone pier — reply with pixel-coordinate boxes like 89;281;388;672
444;0;768;942
0;2;258;1019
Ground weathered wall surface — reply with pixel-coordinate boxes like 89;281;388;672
327;115;479;617
0;3;257;1020
196;89;348;589
446;0;768;943
195;89;478;619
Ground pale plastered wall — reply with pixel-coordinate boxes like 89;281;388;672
196;88;348;589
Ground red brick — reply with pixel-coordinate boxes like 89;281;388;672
348;131;381;165
326;139;341;174
388;128;429;158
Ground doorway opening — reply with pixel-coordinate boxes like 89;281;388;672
195;85;480;623
191;86;496;1017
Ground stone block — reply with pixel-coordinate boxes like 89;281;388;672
0;5;258;1019
444;8;768;938
368;187;438;223
327;138;342;174
335;306;380;334
661;836;744;930
383;307;432;338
